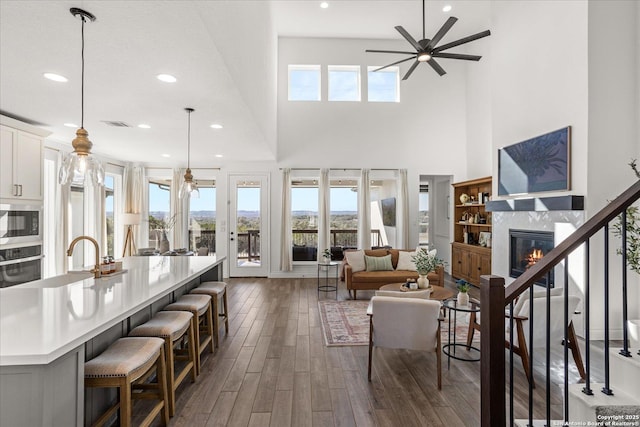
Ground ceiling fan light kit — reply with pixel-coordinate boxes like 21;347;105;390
366;0;491;80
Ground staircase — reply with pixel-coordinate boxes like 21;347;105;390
480;179;640;427
569;348;640;423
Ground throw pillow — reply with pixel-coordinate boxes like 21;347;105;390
365;254;394;272
344;250;366;273
396;251;417;271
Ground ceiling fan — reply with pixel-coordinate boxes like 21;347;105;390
366;0;491;80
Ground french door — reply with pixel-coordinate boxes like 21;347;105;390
228;174;269;277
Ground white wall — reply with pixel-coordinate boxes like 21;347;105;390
485;0;639;338
277;37;470;174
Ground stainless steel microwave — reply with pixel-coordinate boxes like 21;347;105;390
0;204;42;245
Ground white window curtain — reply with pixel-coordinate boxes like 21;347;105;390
171;168;189;250
124;164;148;250
317;168;330;261
358;168;371;249
280;168;293;271
398;169;410;248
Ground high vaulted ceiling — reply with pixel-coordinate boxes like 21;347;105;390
0;1;489;168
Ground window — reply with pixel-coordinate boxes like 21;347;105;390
103;167;123;257
367;66;399;102
288;65;321;101
330;180;358;249
291;180;319;261
419;184;429;246
188;181;216;255
104;176;115;256
148;179;171;250
328;65;360;101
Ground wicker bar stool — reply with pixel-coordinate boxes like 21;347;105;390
84;337;169;427
191;281;229;348
163;294;214;375
129;311;196;417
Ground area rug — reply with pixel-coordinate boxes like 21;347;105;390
318;300;481;347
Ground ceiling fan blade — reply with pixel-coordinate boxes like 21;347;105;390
395;26;422;51
432;30;491;53
427;17;458;50
402;60;420;80
427;58;446;76
373;56;417;72
432;52;482;61
365;49;419;55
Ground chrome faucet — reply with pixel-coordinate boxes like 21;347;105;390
67;235;101;279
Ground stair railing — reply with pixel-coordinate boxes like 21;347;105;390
481;179;640;427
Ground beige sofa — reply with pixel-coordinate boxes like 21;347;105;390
343;249;444;299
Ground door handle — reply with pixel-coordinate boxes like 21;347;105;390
13;184;19;196
19;185;23;196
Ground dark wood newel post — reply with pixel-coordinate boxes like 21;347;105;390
481;275;506;427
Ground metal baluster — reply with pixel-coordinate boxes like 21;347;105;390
620;210;631;357
509;300;514;427
602;224;614;395
564;257;570;423
546;271;551;426
583;240;593;395
528;285;534;427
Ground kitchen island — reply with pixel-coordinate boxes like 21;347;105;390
0;255;224;427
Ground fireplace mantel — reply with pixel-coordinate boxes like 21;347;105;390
486;195;583;212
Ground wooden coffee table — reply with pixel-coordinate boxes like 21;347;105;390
379;283;455;301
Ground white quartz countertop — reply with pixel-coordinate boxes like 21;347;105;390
0;256;223;366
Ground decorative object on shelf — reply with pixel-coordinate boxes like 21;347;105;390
179;107;199;199
459;193;470;204
321;249;332;264
58;8;105;188
479;231;492;248
365;0;491;79
122;213;141;257
456;279;470;306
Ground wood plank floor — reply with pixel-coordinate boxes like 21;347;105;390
137;276;604;427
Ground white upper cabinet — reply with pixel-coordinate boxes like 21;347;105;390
0;117;49;203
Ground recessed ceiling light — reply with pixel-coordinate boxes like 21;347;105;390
442;4;452;12
64;122;78;128
210;124;223;129
156;74;177;83
43;73;68;82
161;154;171;158
215;154;223;158
138;124;151;129
320;2;329;9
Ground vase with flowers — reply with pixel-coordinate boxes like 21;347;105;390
321;249;332;264
412;249;443;289
456;279;470;306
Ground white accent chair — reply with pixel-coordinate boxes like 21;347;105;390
367;296;442;389
466;287;586;387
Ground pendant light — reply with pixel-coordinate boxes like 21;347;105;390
58;8;104;187
179;108;199;199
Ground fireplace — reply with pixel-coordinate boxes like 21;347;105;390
509;229;555;287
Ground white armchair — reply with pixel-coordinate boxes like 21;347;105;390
367;296;442;389
466;288;586;387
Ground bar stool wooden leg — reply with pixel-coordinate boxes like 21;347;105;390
222;289;229;334
212;296;220;349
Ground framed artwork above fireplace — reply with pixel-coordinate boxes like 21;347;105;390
498;126;571;196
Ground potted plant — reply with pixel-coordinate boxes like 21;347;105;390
456;279;470;306
321;249;332;264
412;249;443;289
612;159;640;347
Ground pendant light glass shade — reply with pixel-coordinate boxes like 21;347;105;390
179;108;199;199
58;8;104;187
